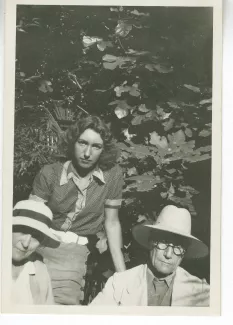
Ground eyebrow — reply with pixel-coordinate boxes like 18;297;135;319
78;138;103;146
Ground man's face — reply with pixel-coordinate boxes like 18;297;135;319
149;234;186;278
74;128;104;171
12;228;43;262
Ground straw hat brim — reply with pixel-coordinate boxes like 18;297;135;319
132;224;209;259
13;217;60;249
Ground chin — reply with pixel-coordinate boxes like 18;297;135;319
156;265;174;276
12;250;29;262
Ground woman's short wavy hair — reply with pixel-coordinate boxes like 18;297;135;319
64;116;120;171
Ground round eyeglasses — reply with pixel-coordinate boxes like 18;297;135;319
151;241;186;256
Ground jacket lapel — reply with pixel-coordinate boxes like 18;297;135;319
116;265;148;306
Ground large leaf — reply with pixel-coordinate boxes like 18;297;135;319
102;54;135;70
149;131;168;148
168;130;186;145
125;175;162;192
115;20;132;37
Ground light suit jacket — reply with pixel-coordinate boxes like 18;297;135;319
90;265;210;306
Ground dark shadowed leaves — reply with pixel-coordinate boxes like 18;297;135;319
145;63;173;73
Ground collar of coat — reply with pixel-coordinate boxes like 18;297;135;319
60;160;105;186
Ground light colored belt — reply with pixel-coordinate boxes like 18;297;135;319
50;229;88;245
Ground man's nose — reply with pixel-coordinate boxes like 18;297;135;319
21;234;32;249
84;146;91;158
164;245;173;259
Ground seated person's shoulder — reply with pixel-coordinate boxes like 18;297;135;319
111;265;145;282
40;162;64;175
177;267;209;287
104;164;124;181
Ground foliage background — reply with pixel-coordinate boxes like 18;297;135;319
14;5;213;303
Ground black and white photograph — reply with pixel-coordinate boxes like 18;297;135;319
1;0;222;315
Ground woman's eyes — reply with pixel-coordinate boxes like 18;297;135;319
78;140;86;146
93;144;103;149
77;141;102;149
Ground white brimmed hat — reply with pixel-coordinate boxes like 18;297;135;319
132;205;208;259
13;200;60;248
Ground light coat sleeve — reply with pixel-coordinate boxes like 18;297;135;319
90;275;118;306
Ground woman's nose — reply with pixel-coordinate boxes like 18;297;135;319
84;146;91;158
22;234;32;249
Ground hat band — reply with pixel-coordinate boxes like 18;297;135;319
13;209;52;227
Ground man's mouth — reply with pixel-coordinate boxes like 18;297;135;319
160;260;172;265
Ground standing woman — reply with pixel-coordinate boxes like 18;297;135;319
29;116;126;305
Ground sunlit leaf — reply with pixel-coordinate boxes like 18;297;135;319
102;269;114;279
184;84;200;93
103;61;118;70
199;98;212;105
96;237;108;254
114;85;130;97
114;106;129;119
126;49;149;56
198;129;211;137
115;20;132;37
130;9;149;16
38;80;53;93
168;130;186;145
129;84;140;97
82;36;102;48
149;131;168;148
168;183;175;198
160;192;168;199
102;54;118;62
145;63;173;73
185;128;193;137
127;167;138;176
156;105;171;120
123;129;136;141
163;118;174;131
138;104;150;113
137;215;147;223
110;7;118;12
125;175;162;192
131;115;144;125
167;168;176;174
102;54;135;70
97;40;113;51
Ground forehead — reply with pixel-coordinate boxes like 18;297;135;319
79;128;103;143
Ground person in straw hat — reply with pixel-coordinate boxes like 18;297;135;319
12;200;59;305
90;205;210;306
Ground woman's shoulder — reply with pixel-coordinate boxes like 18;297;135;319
39;161;65;177
103;164;124;182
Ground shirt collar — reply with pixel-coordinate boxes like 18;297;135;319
60;161;105;185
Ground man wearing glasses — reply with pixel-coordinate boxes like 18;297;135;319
90;205;210;306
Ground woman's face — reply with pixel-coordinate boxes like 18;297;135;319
12;232;40;262
74;128;104;170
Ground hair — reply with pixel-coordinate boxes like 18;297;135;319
63;115;120;171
